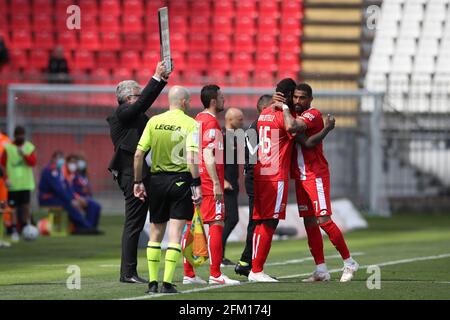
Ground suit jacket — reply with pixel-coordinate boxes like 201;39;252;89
107;77;167;178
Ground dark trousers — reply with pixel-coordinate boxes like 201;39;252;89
239;194;256;265
117;173;150;278
222;189;239;258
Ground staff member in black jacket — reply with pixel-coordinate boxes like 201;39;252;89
107;61;170;284
221;108;244;266
235;94;272;276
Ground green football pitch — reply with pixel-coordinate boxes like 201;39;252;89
1;214;450;300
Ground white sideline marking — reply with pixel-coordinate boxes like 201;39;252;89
101;253;365;268
120;253;450;300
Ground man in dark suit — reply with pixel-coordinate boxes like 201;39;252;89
107;61;170;284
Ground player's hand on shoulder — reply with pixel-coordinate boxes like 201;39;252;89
324;114;336;131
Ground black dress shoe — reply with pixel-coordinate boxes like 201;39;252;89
120;275;148;284
160;282;178;294
234;262;251;277
146;281;158;293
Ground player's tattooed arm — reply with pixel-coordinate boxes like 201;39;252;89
282;106;307;134
296;114;335;148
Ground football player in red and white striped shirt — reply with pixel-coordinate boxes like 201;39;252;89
250;79;307;282
276;83;359;282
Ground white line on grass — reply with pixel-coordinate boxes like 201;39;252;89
120;252;450;300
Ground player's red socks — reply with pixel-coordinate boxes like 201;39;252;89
208;224;224;278
319;220;350;260
305;225;325;265
182;223;195;278
252;223;276;273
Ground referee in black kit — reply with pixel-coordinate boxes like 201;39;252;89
107;61;170;284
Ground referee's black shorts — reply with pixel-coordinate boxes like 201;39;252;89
149;172;194;224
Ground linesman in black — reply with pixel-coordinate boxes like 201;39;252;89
107;61;170;284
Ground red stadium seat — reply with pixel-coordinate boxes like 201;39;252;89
212;17;233;35
55;0;74;12
212;34;232;53
235;16;256;36
144;32;160;51
11;0;31;15
234;34;255;53
206;70;228;83
112;67;133;81
189;33;209;53
122;15;143;33
191;1;211;16
280;35;301;53
11;14;31;30
232;52;254;72
100;32;121;50
32;14;54;32
256;35;278;54
170;16;188;34
259;0;280;16
30;49;49;69
123;33;144;51
57;32;78;50
34;31;55;50
189;16;210;34
280;17;302;36
91;68;112;84
11;31;32;49
74;50;95;70
257;17;279;36
100;0;121;17
255;52;277;72
78;0;98;15
236;0;257;17
187;52;207;72
144;14;160;33
136;67;154;84
279;52;300;69
32;0;52;14
281;1;304;19
0;0;9;14
99;15;120;33
10;49;28;69
277;69;299;80
168;1;188;14
120;51;141;70
79;31;99;50
142;51;159;66
171;51;186;73
123;0;144;17
97;51;118;70
252;70;275;86
214;1;234;17
145;0;167;13
210;52;231;72
80;14;98;32
171;32;188;53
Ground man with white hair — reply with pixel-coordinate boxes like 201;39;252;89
107;61;170;284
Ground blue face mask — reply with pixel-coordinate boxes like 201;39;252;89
56;158;65;169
